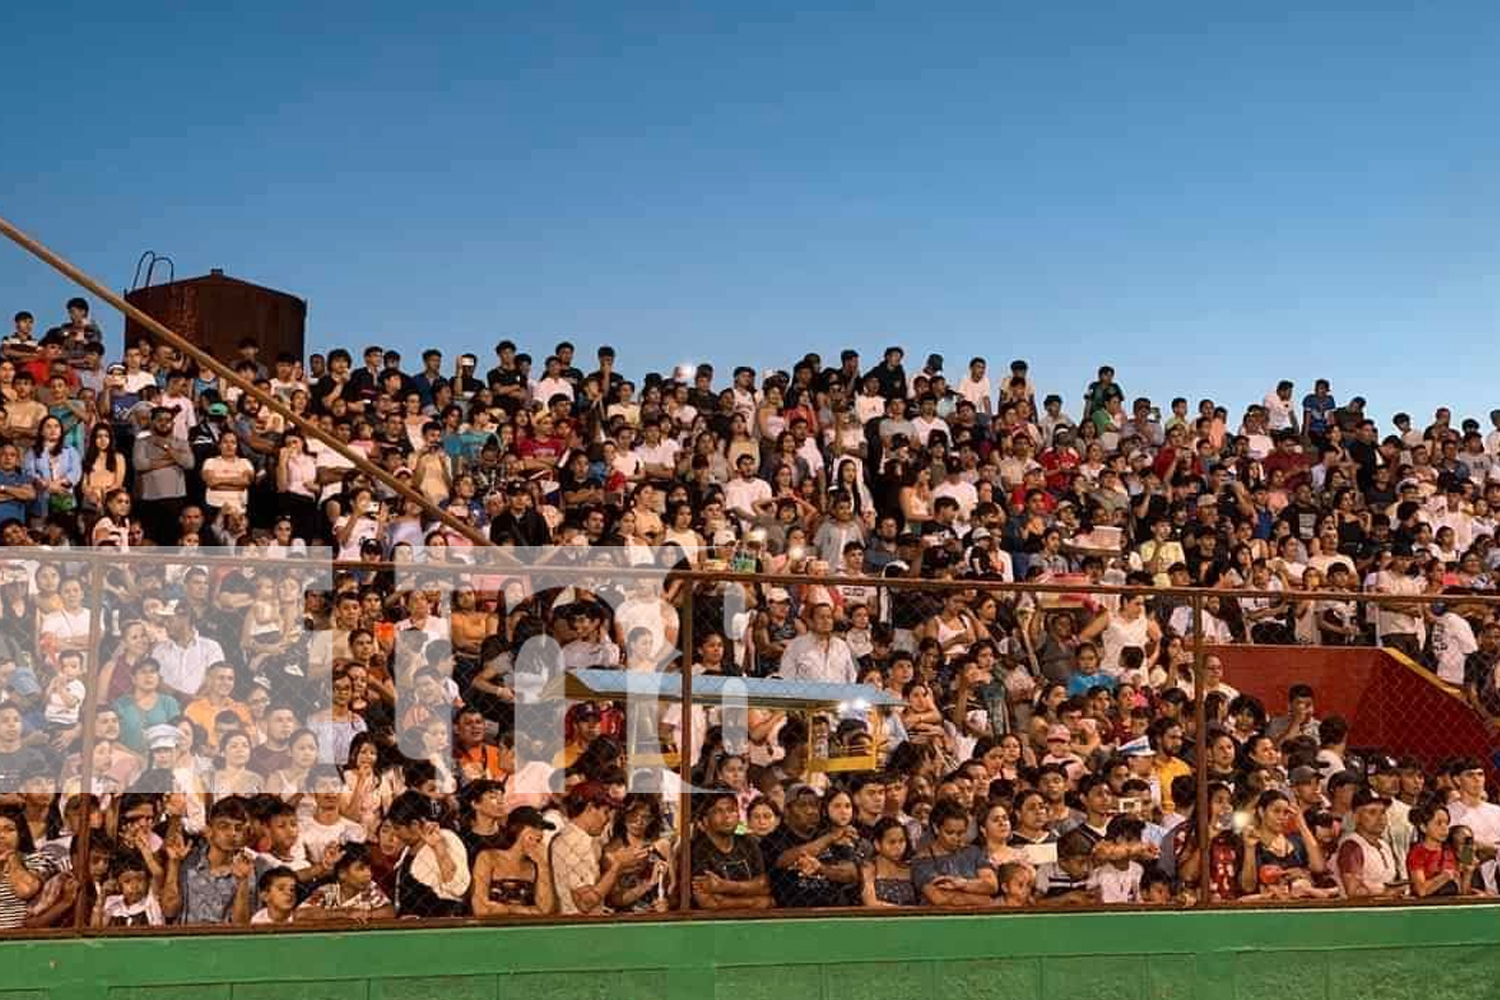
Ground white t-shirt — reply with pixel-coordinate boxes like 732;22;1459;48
723;476;772;522
314;445;354;501
958;375;992;410
295;814;367;868
634;439;680;471
911;415;946;446
533;376;574;405
1431;612;1478;685
1088;861;1142;903
1449;799;1500;851
1263;392;1296;431
202;456;254;511
1374;572;1425;638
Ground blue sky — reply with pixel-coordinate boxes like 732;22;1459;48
4;1;1497;427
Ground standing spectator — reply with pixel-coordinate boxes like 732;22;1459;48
132;407;193;544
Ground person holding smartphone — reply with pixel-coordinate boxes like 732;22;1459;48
454;353;483;400
1406;803;1475;897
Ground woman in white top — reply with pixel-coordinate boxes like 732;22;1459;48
334;487;385;562
90;488;134;549
275;429;320;540
755;385;786;443
1078;593;1160;678
201;433;255;514
899;466;934;529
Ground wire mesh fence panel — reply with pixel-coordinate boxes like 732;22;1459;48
7;545;1500;935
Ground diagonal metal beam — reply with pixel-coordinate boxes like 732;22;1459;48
0;213;494;547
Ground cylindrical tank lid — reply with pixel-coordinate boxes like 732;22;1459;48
210;268;224;276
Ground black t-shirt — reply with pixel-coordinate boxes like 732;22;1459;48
460;824;509;864
487;369;527;414
312;375;354;415
691;832;765;885
759;825;849;907
0;746;53;789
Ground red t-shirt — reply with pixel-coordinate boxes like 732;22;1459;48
1405;842;1457;881
517;434;565;464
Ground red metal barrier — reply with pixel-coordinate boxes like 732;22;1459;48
1216;644;1499;773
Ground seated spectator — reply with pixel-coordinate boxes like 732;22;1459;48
296;843;395;922
470;806;557;917
910;799;997;906
385;791;470;917
690;790;772;910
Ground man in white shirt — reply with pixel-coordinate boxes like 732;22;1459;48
910;395;946;446
1430;605;1478;686
551;783;629;915
151;604;225;700
723;454;774;526
632;421;680;481
1263;380;1297;433
387;792;471;917
1449;760;1500;857
1374;556;1426;660
160;371;195;441
957;357;992;419
932;459;978;527
778;603;856;688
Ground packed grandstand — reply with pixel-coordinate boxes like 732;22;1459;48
1;296;1500;930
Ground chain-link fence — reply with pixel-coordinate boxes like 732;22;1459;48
5;550;1500;936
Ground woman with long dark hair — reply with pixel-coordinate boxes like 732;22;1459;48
0;804;47;930
470;807;557;917
602;794;672;912
79;423;126;515
24;415;81;531
274;427;320;543
89;488;134;549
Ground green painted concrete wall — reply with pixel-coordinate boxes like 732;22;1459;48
3;907;1499;1000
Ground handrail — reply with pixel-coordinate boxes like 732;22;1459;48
0;213;492;548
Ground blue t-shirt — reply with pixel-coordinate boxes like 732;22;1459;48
1067;672;1118;697
0;468;29;522
1302;394;1336;434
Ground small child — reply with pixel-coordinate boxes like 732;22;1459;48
93;849;165;927
1065;643;1116;698
995;861;1037;908
1140;866;1175;904
297;844;394;922
1089;816;1145;904
44;650;86;729
1034;829;1095;903
251;866;300;924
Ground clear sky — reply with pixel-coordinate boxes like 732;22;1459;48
4;1;1497;428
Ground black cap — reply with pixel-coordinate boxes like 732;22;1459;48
1351;787;1392;810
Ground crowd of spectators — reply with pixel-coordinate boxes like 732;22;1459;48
1;296;1500;930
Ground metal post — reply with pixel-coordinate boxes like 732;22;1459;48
1192;592;1210;908
677;586;695;915
71;559;108;932
0;214;492;549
